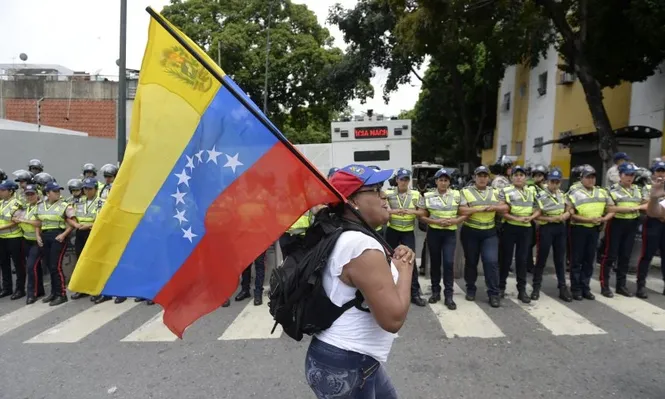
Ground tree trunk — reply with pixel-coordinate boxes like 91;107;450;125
536;0;618;166
450;66;478;164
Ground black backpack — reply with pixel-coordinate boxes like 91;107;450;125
268;208;374;341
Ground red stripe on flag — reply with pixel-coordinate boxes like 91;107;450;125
155;143;339;338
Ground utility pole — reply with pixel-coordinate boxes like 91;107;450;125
117;0;128;164
263;0;274;114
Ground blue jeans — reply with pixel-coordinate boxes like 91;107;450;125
427;228;457;297
305;338;398;399
461;225;500;297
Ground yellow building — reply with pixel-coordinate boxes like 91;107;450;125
482;45;665;178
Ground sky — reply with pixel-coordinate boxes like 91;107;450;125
0;0;427;117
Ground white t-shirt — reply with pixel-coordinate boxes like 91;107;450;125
314;231;400;363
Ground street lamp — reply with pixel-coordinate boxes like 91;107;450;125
117;0;128;164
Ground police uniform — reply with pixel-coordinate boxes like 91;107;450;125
35;182;74;306
0;180;26;299
236;251;268;306
384;168;425;307
635;161;665;299
16;184;45;303
279;210;313;259
532;169;572;301
598;163;643;297
460;166;502;307
567;167;613;300
498;166;538;303
71;178;105;300
417;168;461;309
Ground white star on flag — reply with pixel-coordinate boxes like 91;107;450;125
171;188;187;205
173;209;188;225
182;227;198;243
207;146;222;164
174;169;192;187
195;150;204;163
185;155;195;171
223;153;243;173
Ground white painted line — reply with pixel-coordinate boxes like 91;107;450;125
0;301;67;337
121;310;177;342
589;279;665;331
25;300;139;343
627;275;664;294
504;278;606;336
219;296;282;340
421;278;504;339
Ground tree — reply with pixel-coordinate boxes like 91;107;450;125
534;0;665;163
160;0;372;141
330;0;552;165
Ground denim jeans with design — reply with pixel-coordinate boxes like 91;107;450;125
305;337;398;399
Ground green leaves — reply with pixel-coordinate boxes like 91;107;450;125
161;0;370;137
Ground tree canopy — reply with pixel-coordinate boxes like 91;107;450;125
332;0;665;165
330;0;552;165
161;0;372;142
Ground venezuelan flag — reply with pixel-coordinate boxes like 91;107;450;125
68;9;341;338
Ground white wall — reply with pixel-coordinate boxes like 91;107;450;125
524;45;558;167
629;63;665;160
495;66;517;160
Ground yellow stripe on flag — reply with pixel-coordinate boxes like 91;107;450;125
69;14;224;294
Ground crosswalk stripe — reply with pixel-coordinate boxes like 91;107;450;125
589;279;665;331
420;278;505;339
24;300;139;343
218;297;282;340
121;311;177;342
627;275;664;293
504;278;606;336
0;301;67;337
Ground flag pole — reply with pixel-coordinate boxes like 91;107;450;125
144;7;393;254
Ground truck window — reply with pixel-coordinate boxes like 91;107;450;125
354;150;390;162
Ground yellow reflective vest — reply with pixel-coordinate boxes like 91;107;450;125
385;189;420;232
0;198;23;239
609;184;642;220
502;185;536;227
535;188;565;225
568;187;609;228
421;189;460;231
462;186;500;230
287;211;312;236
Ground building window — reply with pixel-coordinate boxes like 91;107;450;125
515;141;523;156
537;72;548;96
502;92;511;112
500;144;507;157
534;137;543;153
354;150;390;162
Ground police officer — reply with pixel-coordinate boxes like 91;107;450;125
82;163;106;191
635;160;665;298
33;172;55;201
65;179;84;204
70;178;105;301
417;168;465;309
27;159;44;175
526;165;548;273
0;180;26;299
280;211;312;258
490;156;513;190
532;169;572;302
567;166;614;300
12;184;44;304
99;163;119;200
597;163;646;298
459;165;506;307
498;166;539;303
13;170;34;207
35;181;75;306
384;168;426;307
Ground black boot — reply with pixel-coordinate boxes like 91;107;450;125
235;290;251;301
636;286;648;299
49;295;68;306
428;293;441;304
444;296;457;310
530;288;540;301
411;294;426;307
559;286;573;302
615;286;633;297
518;290;531;304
